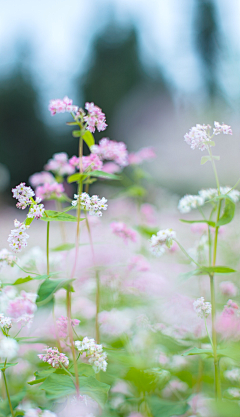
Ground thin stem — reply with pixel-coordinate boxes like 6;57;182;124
60;362;76;385
13;262;40;276
174;239;201;268
208;147;220;194
204;316;214;351
46;222;50;275
2;368;14;417
66;289;79;395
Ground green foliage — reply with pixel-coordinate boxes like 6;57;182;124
0;363;18;371
67;170;121;183
13;272;59;285
183;347;213;357
201;155;220;165
0;391;25;416
180;219;216;227
217;197;235;226
82;130;95;148
148;397;189;417
136;225;160;238
41;210;82;222
36;278;75;307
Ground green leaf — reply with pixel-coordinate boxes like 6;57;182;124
213;400;240;417
41;210;84;222
201;155;211;165
148;397;189;417
25;217;34;226
13;272;59;285
85;170;121;180
37;278;75;306
213;155;220;161
28;367;56;385
40;374;110;407
66;122;79;125
182;347;213;357
0;391;25;415
82;130;95;148
178;269;202;282
0;362;18;371
51;243;75;251
135;225;160;238
180;219;216;227
72;130;82;137
200;266;236;274
209;140;215;146
125;185;146;198
217;197;235;226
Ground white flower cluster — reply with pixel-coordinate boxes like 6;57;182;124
0;336;19;359
193;297;212;319
227;388;240;399
225;368;240;383
184;122;232;151
178;187;240;213
72;192;108;217
0;248;17;269
0;313;12;331
12;182;45;219
75;337;108;373
150;229;176;256
8;220;30;253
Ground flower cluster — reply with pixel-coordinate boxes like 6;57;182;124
0;313;12;331
0;248;17;269
128;147;156;165
0;337;18;359
44;152;75;176
91;138;128;167
12;182;35;209
150;229;176;256
69;153;103;172
25;409;57;417
28;203;45;220
220;281;238;297
72;192;108;217
178;187;240;213
111;222;137;243
48;96;78;116
84;102;107;133
184;122;232;151
8;220;30;253
29;171;55;187
56;316;80;338
193;297;212;319
225;368;240;383
36;182;65;201
7;290;37;321
75;337;108;373
38;346;69;368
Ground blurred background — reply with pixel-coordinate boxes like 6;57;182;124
0;0;240;200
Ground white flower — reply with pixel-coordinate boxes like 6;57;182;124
75;337;108;373
7;221;30;253
0;249;17;269
0;337;19;359
27;204;45;220
213;121;232;136
227;388;240;398
0;314;12;331
225;368;240;383
193;297;212;319
178;195;205;213
150;229;176;256
72;193;108;217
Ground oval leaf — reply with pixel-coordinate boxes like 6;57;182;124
82;130;95;148
217;198;235;226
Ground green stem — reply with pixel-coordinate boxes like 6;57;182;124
66;289;79;395
2;368;14;417
60;363;76;385
208;147;220;194
13;262;40;276
174;239;201;268
46;222;50;275
204;316;214;351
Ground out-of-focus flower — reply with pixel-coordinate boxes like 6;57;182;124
128;147;156;165
99;309;133;336
0;313;12;331
56;316;80;338
29;172;55;187
162;378;188;397
8;220;30;253
69;154;103;172
227;388;240;398
7;290;37;320
128;255;150;272
178;195;204;213
0;336;18;359
44;153;75;176
38;347;69;368
140;203;157;224
84;102;107;133
213;121;232;135
48;96;78;116
220;281;238;297
72;193;108;217
184;122;232;151
225;368;240;383
35;182;64;201
75;337;107;373
193;297;211;319
216;299;240;340
111;222;137;243
150;229;176;256
0;249;17;269
102;162;121;174
91;138;128;167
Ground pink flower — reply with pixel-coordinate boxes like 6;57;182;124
35;182;64;201
44;153;75;176
111;222;137;243
102;162;121;174
48;96;78;116
69;154;103;171
38;346;69;368
56;316;80;338
91;138;128;167
84;102;107;133
140;203;157;224
29;171;55;187
128;255;150;272
220;281;238;297
7;291;37;319
216;300;240;340
128;147;156;165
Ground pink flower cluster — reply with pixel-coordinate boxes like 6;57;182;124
213;121;232;135
44;152;75;176
38;346;69;368
216;299;240;340
48;96;78;116
56;315;80;338
219;281;238;297
69;153;103;172
128;147;156;165
184;122;232;151
111;222;137;243
84;102;107;133
7;290;37;322
12;182;35;209
29;171;55;187
36;182;64;201
91;138;128;168
8;220;30;253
